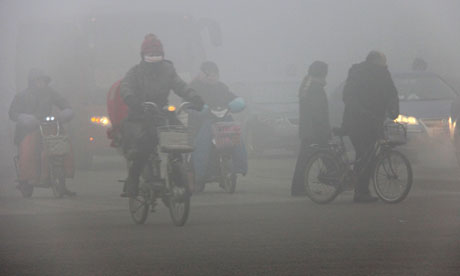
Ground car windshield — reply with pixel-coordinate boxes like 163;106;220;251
393;75;457;101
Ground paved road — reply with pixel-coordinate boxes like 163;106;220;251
1;156;460;275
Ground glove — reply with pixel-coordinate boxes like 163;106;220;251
189;95;205;111
124;95;142;109
58;108;74;123
17;113;39;131
228;97;246;113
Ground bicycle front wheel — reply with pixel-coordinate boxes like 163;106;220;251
304;151;342;204
373;150;413;203
167;162;191;227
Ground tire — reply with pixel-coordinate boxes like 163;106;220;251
18;181;34;198
220;156;236;194
129;184;150;225
373;150;413;203
167;162;191;227
304;151;342;204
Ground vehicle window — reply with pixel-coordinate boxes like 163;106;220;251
394;75;456;101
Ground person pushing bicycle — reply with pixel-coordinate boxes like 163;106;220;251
341;51;399;203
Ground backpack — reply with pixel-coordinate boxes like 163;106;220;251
106;79;128;147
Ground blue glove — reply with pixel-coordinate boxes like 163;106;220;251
228;97;246;113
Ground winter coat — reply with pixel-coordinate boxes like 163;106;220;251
120;60;196;119
189;78;236;109
342;61;399;134
9;86;71;144
298;76;331;143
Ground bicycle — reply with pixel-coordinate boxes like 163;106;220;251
127;102;194;226
303;122;413;204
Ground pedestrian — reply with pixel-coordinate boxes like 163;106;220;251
291;61;330;196
342;51;399;203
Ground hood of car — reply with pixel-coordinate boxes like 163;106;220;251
399;99;452;119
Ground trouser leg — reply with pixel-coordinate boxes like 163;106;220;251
291;139;312;196
350;133;376;195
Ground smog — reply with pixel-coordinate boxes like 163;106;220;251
1;1;460;275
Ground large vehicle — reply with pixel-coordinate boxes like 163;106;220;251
14;12;222;169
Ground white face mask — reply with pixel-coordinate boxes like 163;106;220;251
144;56;163;63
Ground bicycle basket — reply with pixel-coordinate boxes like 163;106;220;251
211;122;241;150
42;135;70;156
157;125;194;153
384;122;407;145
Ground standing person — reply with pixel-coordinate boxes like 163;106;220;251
291;61;330;196
9;68;75;196
342;51;399;203
119;33;204;197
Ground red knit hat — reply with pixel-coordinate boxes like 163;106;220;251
140;33;164;56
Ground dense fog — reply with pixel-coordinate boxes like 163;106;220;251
2;0;460;186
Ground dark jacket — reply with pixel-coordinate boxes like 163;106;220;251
9;87;70;144
189;78;236;109
120;60;196;118
298;76;331;143
342;61;399;133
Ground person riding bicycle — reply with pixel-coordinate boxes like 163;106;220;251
342;51;399;203
120;33;204;198
291;61;331;196
188;61;248;189
8;68;76;196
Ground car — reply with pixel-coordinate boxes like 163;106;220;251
329;71;459;165
231;80;300;155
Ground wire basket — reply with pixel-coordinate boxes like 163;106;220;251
384;122;407;145
42;135;70;156
211;122;241;151
157;125;194;153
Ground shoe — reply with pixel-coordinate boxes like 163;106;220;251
353;193;378;203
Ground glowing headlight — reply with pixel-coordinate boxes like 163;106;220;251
90;116;111;127
395;115;418;125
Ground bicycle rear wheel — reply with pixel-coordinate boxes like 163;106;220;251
373;150;412;203
304;151;342;204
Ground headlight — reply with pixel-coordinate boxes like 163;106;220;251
90;116;111;127
395;115;418;125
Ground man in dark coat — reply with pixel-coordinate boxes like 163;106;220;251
291;61;330;196
120;33;204;197
342;51;399;203
9;68;75;196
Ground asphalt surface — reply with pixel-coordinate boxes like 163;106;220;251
1;155;460;275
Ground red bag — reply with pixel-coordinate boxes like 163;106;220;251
106;79;129;146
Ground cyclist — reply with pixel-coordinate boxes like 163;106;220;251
120;33;204;198
291;61;330;196
188;61;247;189
342;51;399;203
9;68;76;196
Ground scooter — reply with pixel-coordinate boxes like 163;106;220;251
14;116;72;198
